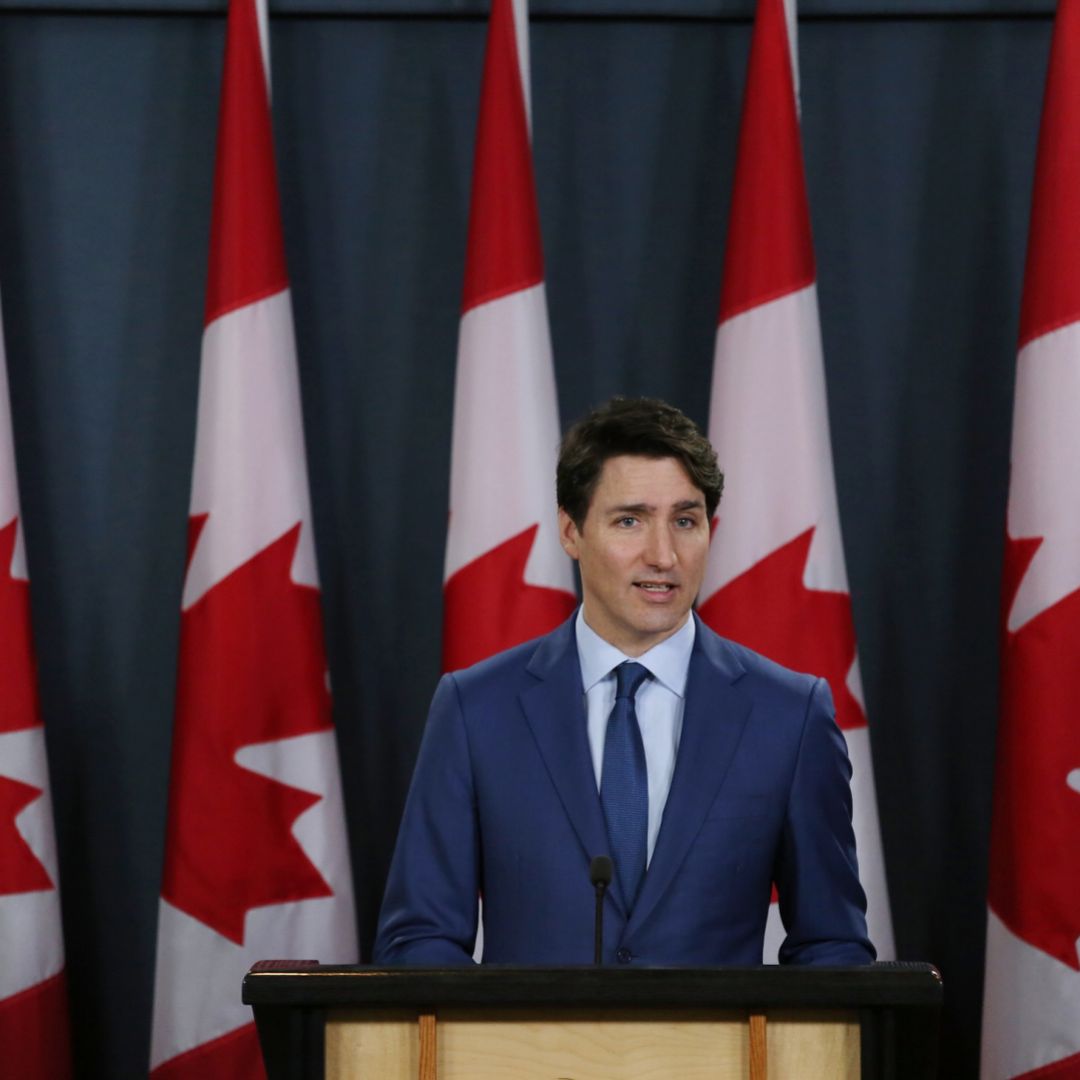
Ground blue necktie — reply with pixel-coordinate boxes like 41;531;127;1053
601;662;651;909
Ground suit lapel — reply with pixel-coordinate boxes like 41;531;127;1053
519;620;628;914
627;621;753;935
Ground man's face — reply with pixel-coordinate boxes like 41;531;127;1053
559;454;711;657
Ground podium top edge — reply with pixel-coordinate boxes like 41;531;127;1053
241;962;943;1009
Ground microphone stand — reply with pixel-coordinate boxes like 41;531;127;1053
589;855;613;966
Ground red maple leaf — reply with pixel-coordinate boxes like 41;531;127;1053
443;524;577;672
0;774;53;896
697;527;864;730
988;534;1080;971
0;517;53;896
162;519;334;944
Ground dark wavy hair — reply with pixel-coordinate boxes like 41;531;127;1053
557;397;724;528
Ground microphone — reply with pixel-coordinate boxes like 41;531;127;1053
589;855;613;965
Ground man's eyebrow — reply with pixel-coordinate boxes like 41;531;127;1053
603;499;705;515
606;502;652;515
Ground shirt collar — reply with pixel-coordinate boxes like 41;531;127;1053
575;607;696;698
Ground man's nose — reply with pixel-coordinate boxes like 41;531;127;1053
644;525;676;569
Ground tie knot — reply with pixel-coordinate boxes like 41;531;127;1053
614;662;650;702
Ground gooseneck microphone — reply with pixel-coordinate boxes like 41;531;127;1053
589;855;613;965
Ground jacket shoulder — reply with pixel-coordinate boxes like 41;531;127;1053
447;614;576;698
694;617;825;703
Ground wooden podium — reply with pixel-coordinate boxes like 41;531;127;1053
243;962;942;1080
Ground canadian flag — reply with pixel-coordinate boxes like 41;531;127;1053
981;0;1080;1075
696;0;893;962
442;0;575;674
149;0;356;1075
0;315;72;1079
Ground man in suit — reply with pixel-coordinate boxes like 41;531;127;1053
375;397;874;966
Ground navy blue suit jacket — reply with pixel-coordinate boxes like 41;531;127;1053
374;614;874;966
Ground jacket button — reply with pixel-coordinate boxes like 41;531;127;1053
616;947;632;964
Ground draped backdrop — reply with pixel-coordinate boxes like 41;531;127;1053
0;2;1055;1076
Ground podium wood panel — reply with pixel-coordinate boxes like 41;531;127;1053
325;1010;417;1080
324;1007;859;1080
767;1011;859;1077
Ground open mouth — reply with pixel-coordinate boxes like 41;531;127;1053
635;582;676;593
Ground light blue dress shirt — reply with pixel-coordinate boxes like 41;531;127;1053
575;608;695;866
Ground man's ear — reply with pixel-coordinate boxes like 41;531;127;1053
558;508;580;560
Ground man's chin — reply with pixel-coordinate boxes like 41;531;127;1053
628;608;692;646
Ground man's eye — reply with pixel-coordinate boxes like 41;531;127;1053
616;516;638;527
675;517;698;528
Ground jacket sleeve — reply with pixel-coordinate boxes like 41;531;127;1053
775;677;877;965
373;674;479;965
